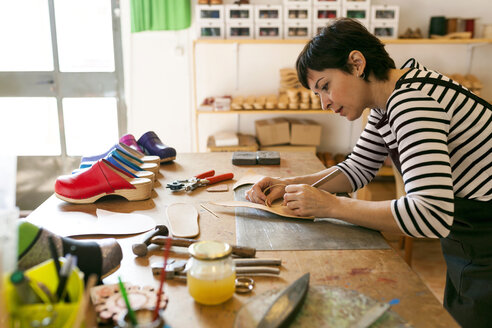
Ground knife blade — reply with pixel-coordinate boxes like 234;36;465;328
350;302;390;328
257;273;310;328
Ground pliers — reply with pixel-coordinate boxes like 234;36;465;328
166;170;234;192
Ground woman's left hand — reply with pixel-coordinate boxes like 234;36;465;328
283;184;339;217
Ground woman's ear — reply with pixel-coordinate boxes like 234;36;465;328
348;50;366;77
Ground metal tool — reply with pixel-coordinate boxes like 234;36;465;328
150;236;256;258
150;260;257;294
235;277;255;294
257;273;310;328
166;170;234;192
151;262;280;277
233;258;281;267
350;302;390;328
132;225;169;257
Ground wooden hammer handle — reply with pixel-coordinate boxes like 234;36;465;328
151;237;256;258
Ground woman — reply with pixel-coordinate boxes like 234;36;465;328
246;18;491;327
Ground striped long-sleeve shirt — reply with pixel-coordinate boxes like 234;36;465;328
337;58;492;238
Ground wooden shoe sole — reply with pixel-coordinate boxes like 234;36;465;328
135;170;156;184
140;162;159;175
160;156;176;163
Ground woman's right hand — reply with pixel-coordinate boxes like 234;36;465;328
245;177;286;206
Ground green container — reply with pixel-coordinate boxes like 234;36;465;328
131;0;191;32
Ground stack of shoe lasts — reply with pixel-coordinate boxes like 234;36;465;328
80;149;156;183
81;147;160;178
81;142;160;165
121;132;176;163
55;159;153;204
73;143;160;183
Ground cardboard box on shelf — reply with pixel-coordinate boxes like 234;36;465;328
213;131;239;147
207;134;258;152
260;145;317;153
255;118;290;146
289;118;322;145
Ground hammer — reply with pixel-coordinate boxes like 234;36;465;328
151;236;256;258
132;225;169;257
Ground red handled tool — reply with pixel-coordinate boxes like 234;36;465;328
166;170;233;192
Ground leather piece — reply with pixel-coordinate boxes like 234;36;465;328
99;159;136;190
81;146;113;163
55;159;135;199
137;131;176;160
120;133;144;153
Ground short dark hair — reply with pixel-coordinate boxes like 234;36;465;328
296;18;396;89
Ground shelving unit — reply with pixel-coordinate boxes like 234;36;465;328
195;38;492;45
192;38;492;151
197;109;333;114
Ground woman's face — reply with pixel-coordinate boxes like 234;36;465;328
307;67;368;121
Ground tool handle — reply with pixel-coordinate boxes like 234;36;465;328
205;173;234;185
233;258;281;267
152;237;194;248
311;168;341;188
195;170;215;179
231;244;256;258
151;236;256;258
236;267;280;275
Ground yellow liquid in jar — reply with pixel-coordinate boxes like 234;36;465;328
187;272;236;305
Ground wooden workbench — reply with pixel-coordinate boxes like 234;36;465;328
26;152;458;327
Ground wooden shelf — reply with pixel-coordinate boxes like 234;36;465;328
195;38;492;45
197;109;333;115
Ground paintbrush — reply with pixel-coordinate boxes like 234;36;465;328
118;276;137;325
311;168;341;188
153;236;172;321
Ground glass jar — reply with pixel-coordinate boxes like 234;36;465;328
187;241;235;305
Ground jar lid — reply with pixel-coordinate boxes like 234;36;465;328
188;241;232;260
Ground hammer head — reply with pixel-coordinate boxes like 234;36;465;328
132;225;169;257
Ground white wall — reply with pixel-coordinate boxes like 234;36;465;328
120;1;194;152
121;0;492;153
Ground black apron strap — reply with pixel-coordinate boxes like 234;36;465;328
374;113;402;174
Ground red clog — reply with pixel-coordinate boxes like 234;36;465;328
55;159;152;204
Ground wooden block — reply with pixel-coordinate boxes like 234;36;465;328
207;184;229;192
166;203;199;238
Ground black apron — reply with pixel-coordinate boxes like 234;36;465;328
376;115;492;327
441;198;492;327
